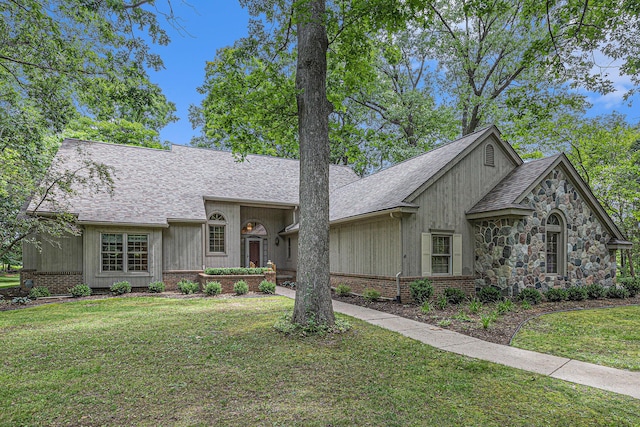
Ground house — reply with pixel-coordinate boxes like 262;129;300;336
22;126;631;299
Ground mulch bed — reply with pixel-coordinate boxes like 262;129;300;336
331;292;640;345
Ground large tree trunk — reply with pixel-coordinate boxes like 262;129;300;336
292;0;335;327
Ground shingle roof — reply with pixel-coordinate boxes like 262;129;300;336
328;126;500;221
33;140;359;225
467;155;561;214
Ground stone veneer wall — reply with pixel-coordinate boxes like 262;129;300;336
329;273;476;303
19;270;83;295
475;168;615;296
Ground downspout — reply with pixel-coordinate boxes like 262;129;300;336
396;271;402;303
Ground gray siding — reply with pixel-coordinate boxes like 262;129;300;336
162;224;203;270
22;232;83;272
329;217;402;276
403;136;518;276
204;202;241;268
83;226;163;288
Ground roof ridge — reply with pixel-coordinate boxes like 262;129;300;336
62;138;172;153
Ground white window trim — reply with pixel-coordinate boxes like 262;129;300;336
421;232;462;276
207;212;227;255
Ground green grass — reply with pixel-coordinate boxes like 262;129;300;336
0;273;19;289
1;297;639;426
511;306;640;371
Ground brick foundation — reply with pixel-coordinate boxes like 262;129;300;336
162;271;203;291
19;270;83;295
198;271;276;293
329;272;476;303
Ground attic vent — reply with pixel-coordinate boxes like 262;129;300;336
485;144;495;167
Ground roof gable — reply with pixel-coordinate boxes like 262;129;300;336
328;125;522;222
468;153;627;241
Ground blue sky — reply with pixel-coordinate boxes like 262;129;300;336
150;2;638;145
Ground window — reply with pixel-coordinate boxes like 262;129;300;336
485;143;495;166
208;212;226;253
432;235;452;274
101;233;148;273
546;213;564;275
421;233;462;276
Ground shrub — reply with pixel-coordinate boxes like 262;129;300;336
545;288;568;302
517;288;542;305
607;286;629;299
618;277;640;297
410;278;433;304
204;267;268;275
234;280;249;295
148;281;165;293
566;286;588;301
586;283;606;299
12;296;31;305
363;288;381;302
259;280;276;294
335;283;351;296
468;298;482;314
204;281;222;296
420;301;431;314
69;284;91;298
477;286;502;303
28;286;50;300
177;280;199;295
444;287;466;305
281;281;296;289
521;300;531;310
496;299;514;315
436;294;448;310
110;281;132;295
481;312;497;329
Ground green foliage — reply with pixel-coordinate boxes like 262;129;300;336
586;283;607;300
545;288;568;302
566;286;588;301
258;280;276;294
453;310;473;322
409;278;434;304
273;311;351;336
618;277;640;297
335;283;351;297
233;280;249;296
28;286;51;300
177;280;199;295
110;281;132;295
443;288;466;305
204;281;222;296
517;288;542;305
607;286;630;299
468;298;482;314
68;284;91;298
478;286;502;303
481;312;498;329
496;300;514;315
204;268;269;275
521;300;532;310
280;281;296;289
436;294;448;310
420;301;431;314
363;288;381;302
12;297;31;305
148;281;165;293
437;319;452;327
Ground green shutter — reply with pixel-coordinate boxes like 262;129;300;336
452;234;462;276
421;233;432;276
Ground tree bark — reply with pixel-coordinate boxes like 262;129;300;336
292;0;335;326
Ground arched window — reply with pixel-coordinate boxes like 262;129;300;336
208;213;226;253
546;213;564;275
485;143;495;166
241;222;267;236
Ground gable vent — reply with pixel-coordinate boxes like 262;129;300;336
485;144;495;166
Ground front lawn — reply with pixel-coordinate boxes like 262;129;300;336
0;273;19;289
1;296;639;426
511;305;640;371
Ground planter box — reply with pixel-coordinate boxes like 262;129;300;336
198;271;276;293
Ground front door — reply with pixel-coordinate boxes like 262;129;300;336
249;240;260;267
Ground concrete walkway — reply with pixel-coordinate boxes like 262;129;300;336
276;286;640;400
